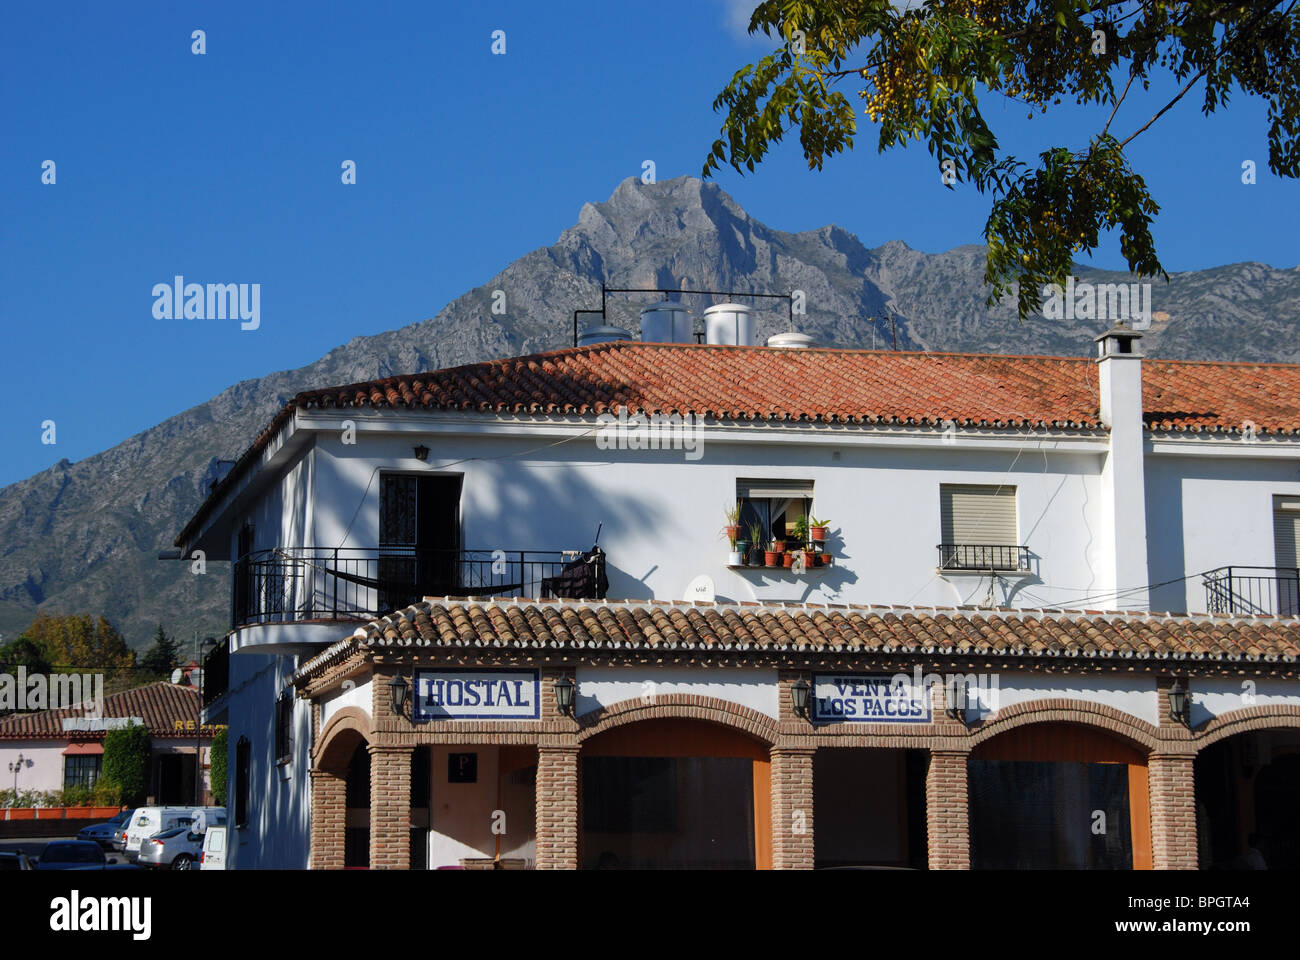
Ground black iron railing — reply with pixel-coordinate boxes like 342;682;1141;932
1203;566;1300;617
231;547;601;627
202;638;229;708
937;543;1031;572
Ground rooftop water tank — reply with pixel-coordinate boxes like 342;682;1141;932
703;303;756;346
578;325;634;347
639;301;694;344
766;331;817;349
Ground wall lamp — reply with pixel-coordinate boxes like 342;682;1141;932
1168;679;1190;726
553;676;575;716
413;444;430;462
946;682;971;726
791;677;811;718
388;672;410;717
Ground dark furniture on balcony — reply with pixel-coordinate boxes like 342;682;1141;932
232;547;606;627
1202;566;1300;617
937;543;1031;573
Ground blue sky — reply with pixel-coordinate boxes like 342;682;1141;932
1;0;1295;487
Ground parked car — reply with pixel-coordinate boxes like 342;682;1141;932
199;826;226;870
123;807;196;860
136;826;204;870
34;840;139;870
0;851;34;871
77;808;135;850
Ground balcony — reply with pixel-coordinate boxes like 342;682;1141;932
232;547;606;627
201;638;229;708
937;543;1031;573
1202;566;1300;617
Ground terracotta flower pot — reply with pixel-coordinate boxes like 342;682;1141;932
783;553;795;568
810;526;828;542
724;524;739;541
764;550;780;567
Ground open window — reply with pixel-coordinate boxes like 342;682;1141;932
378;473;463;610
735;479;814;549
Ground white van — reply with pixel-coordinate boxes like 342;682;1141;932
124;807;198;860
200;826;227;870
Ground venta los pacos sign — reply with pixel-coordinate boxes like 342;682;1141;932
812;674;930;723
413;669;540;720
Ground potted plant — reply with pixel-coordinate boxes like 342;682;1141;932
722;502;741;546
746;520;765;566
783;550;796;569
764;539;781;567
722;504;743;565
802;546;817;569
809;516;830;542
791;515;810;546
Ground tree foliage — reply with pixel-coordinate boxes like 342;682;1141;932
704;1;1300;318
23;612;136;674
102;722;152;807
210;726;228;806
140;623;180;677
0;635;53;675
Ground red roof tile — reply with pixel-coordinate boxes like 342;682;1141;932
0;681;207;741
178;342;1300;545
293;598;1300;682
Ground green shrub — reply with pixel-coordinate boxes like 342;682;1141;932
210;727;228;806
102;721;151;806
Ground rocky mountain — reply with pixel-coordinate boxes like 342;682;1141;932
1;175;1297;649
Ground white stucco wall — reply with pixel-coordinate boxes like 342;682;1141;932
965;671;1160;727
1190;678;1300;728
319;674;372;727
223;651;311;869
0;741;66;794
576;665;779;719
306;426;1110;612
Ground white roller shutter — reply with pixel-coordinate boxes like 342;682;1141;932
1276;496;1300;569
941;484;1019;545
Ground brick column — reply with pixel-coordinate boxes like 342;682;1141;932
1148;754;1197;869
309;769;346;870
926;750;971;869
369;744;412;870
536;745;579;869
771;748;815;869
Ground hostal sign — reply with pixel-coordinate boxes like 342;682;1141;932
414;669;540;721
812;674;930;723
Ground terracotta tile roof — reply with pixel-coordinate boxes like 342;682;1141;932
0;681;206;741
178;342;1300;545
289;343;1300;435
294;598;1300;681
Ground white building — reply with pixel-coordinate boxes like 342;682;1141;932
177;317;1300;870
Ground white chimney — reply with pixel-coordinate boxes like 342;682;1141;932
1094;322;1149;610
639;302;693;344
704;303;756;346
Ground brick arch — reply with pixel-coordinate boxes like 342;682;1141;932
1194;705;1300;750
576;694;778;746
970;698;1158;753
313;706;373;773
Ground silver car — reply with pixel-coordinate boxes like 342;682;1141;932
135;825;204;870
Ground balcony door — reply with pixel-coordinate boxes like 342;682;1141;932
379;474;462;612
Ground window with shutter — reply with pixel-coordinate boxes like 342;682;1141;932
939;484;1024;570
734;479;815;559
1274;496;1300;616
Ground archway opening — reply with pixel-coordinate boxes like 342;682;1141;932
1195;729;1300;869
969;722;1151;869
580;718;771;869
344;742;370;868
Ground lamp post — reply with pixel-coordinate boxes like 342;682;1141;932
8;753;24;793
173;637;217;804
